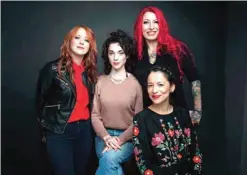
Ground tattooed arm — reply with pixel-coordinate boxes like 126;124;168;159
180;45;202;124
190;80;202;124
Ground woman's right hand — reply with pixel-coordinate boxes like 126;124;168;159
103;135;121;151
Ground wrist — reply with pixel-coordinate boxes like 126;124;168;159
103;135;111;142
119;135;128;145
191;110;202;121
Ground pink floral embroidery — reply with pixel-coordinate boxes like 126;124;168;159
168;129;175;137
134;147;140;156
174;145;179;151
151;132;165;146
184;128;191;137
175;130;180;136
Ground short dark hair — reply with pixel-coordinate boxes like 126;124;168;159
147;66;176;105
147;65;176;85
101;29;137;75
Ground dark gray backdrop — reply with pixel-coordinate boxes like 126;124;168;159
2;1;247;175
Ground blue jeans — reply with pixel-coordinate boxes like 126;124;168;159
95;129;133;175
45;119;93;175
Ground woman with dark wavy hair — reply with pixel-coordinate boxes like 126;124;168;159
133;6;202;125
91;29;143;175
36;25;97;175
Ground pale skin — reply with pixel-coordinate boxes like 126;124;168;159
108;42;128;80
70;27;90;65
42;28;90;143
142;11;159;64
102;42;129;153
142;11;202;124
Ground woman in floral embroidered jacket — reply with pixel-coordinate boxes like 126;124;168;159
132;66;203;175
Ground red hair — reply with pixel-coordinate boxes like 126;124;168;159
58;25;97;83
134;6;193;80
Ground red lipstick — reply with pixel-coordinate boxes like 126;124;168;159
152;95;161;99
113;62;120;66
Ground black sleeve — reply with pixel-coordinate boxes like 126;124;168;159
36;62;54;128
181;45;200;83
178;108;203;174
190;127;203;175
132;114;155;175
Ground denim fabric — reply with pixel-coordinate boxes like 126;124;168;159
95;129;133;175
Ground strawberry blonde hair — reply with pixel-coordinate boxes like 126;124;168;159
58;25;97;83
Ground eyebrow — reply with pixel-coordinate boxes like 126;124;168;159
143;19;157;21
148;81;164;84
108;49;124;52
75;35;88;39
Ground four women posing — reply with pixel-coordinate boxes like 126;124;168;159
37;6;203;175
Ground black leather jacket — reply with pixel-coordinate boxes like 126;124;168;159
36;59;95;134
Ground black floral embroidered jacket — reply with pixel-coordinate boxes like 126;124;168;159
132;107;203;175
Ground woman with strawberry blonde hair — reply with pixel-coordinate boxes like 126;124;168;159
36;25;97;175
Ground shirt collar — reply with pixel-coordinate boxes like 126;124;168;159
72;60;84;72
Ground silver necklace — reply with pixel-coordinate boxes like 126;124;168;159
149;50;157;64
110;73;127;84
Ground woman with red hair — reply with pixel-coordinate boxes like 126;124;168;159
36;25;97;175
133;6;202;125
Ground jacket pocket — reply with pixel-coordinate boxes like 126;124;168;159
42;104;61;123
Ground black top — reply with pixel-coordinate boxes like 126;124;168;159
133;45;199;109
132;107;203;175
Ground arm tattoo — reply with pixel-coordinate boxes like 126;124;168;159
192;80;202;111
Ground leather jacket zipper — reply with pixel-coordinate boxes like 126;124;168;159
62;120;69;133
45;104;61;109
56;76;74;133
56;77;69;86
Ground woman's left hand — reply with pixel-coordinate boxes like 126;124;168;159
189;110;202;124
102;137;122;153
102;146;112;153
